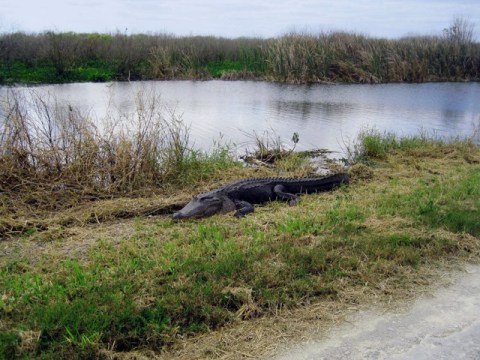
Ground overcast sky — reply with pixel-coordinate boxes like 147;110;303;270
0;0;478;39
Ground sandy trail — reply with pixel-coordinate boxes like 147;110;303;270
274;264;480;360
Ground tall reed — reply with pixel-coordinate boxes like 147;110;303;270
0;88;213;209
1;20;478;84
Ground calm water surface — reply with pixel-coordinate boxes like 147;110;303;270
2;81;479;154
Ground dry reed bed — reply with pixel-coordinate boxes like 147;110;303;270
1;18;479;83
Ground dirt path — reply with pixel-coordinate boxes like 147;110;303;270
274;264;480;360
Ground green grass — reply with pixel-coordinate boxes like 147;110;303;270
206;60;246;78
0;61;116;84
354;130;480;236
69;65;115;82
173;146;241;186
0;62;57;83
407;168;480;236
351;128;436;161
1;137;479;359
204;58;265;78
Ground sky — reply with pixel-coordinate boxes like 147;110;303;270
0;0;479;39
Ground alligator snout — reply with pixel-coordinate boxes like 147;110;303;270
172;211;184;220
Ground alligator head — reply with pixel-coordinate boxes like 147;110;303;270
172;193;236;220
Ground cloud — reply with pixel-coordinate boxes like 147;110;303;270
0;0;478;38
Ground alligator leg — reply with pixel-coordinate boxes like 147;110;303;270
273;184;299;206
234;200;255;218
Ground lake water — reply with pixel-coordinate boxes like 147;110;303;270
1;81;479;154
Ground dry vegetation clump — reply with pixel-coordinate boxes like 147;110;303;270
0;88;245;238
0;89;189;194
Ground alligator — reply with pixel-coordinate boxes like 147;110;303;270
172;173;349;219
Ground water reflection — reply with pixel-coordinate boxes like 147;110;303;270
1;81;479;153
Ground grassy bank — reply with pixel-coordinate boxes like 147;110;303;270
1;124;479;358
1;18;479;84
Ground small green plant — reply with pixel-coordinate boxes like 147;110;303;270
345;128;441;163
242;130;302;165
206;60;244;78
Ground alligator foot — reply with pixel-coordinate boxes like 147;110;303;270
234;200;255;217
288;198;299;206
274;184;299;206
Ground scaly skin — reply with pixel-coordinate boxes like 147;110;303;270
172;173;349;219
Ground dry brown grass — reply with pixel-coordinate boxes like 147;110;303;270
0;87;190;200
